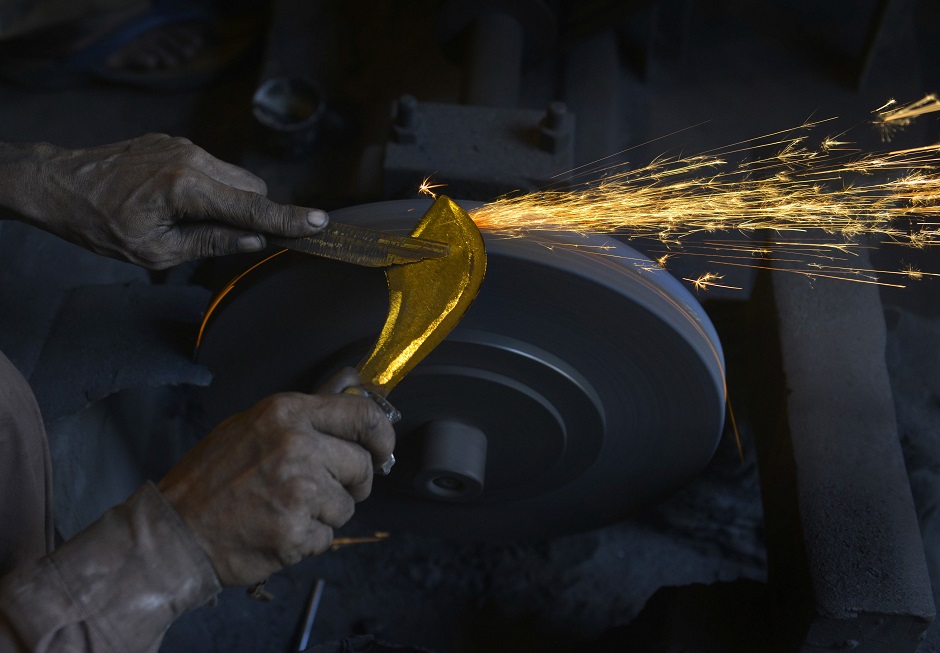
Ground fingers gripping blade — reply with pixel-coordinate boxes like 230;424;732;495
357;196;487;396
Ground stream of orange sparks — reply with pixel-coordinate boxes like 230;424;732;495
460;95;940;290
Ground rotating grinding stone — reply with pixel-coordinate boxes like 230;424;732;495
196;199;726;540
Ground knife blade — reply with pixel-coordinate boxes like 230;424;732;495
357;195;486;395
268;222;450;267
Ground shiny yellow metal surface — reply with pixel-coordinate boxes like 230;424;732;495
357;196;487;395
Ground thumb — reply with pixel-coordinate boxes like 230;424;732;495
197;180;329;237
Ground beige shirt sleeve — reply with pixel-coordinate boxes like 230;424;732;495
0;482;221;653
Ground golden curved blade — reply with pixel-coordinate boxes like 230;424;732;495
358;196;486;395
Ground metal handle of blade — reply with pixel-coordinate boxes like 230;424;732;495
268;222;450;267
343;385;400;475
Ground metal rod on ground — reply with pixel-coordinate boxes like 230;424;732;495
295;579;326;652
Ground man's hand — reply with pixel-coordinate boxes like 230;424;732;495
157;387;395;586
17;134;327;269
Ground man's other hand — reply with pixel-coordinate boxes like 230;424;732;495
157;387;395;586
32;133;328;269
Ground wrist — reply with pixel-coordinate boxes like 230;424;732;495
156;474;219;578
0;141;66;230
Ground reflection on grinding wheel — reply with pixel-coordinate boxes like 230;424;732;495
196;199;727;540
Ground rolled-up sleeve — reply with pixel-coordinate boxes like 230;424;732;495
0;482;221;653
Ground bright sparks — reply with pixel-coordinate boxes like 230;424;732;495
684;273;742;292
874;94;940;141
468;96;940;290
418;176;446;199
902;263;925;281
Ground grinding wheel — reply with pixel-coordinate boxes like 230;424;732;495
196;199;726;540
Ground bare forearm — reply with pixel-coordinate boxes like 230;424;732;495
0;141;61;230
0;134;328;269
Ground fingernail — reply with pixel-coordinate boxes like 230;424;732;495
307;210;328;228
237;235;264;252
